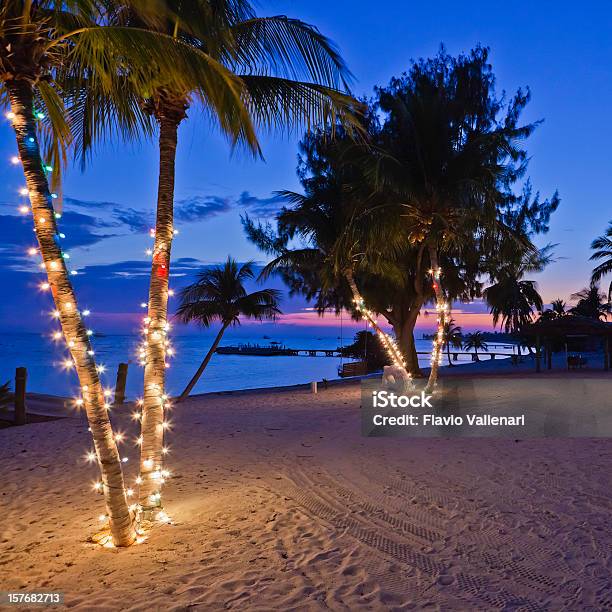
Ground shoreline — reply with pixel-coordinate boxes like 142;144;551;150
3;349;607;421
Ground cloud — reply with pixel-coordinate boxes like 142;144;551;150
111;207;153;234
63;196;122;210
174;195;233;222
237;191;286;217
0;211;116;255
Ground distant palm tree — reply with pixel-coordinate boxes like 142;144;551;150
590;221;612;300
176;258;281;399
538;298;567;322
483;248;551;334
551;299;567;317
463;331;488;360
443;319;463;366
570;283;611;320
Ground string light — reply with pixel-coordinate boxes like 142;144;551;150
7;117;141;542
352;297;406;370
428;267;448;372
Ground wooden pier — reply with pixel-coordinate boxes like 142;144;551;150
216;346;515;359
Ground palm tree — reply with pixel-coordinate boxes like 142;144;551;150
570;283;611;320
443;318;463;366
590;221;612;300
483;247;551;334
463;331;488;360
539;298;566;322
551;298;567;318
0;0;211;547
176;258;281;399
129;1;359;514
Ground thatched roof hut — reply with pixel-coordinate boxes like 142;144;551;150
521;316;611;371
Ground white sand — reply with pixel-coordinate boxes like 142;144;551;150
1;381;611;610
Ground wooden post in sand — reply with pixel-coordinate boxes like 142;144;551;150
14;367;27;425
114;362;128;405
310;381;318;394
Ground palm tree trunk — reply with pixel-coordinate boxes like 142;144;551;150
139;106;184;515
447;342;452;366
392;302;423;377
344;270;407;371
6;80;135;546
425;247;447;393
179;323;229;400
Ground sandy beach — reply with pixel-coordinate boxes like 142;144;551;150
1;375;611;611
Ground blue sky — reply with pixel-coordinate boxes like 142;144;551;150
1;0;610;333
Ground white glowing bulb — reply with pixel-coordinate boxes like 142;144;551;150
87;350;95;356
86;451;96;463
96;365;106;373
115;433;124;442
103;389;112;397
19;187;29;196
64;302;73;310
27;247;37;256
53;331;61;340
75;398;83;407
168;289;175;297
143;459;153;468
145;248;153;256
136;436;143;445
93;482;102;491
161;421;170;430
51;310;60;318
18;205;29;214
82;309;91;316
131;411;141;421
161;470;170;478
68;340;75;348
137;399;144;406
162;446;169;454
64;359;74;369
6;112;15;120
135;476;143;484
126;488;134;497
140;302;147;308
122;457;128;463
86;329;93;336
98;514;106;522
40;282;50;291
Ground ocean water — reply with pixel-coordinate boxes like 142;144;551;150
0;331;514;399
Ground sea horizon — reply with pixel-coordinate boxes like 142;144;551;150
0;329;515;399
